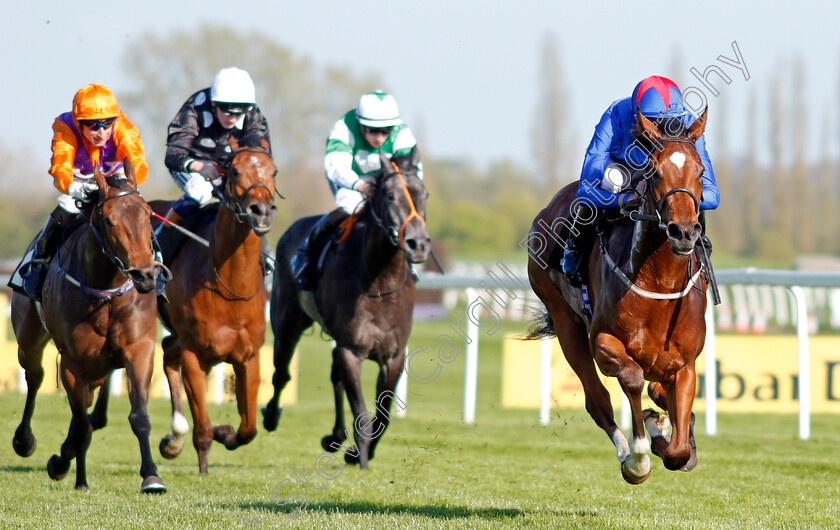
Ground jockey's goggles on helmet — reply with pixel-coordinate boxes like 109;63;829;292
215;102;253;116
79;117;116;131
361;125;393;137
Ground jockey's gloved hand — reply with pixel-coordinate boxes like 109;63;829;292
68;180;99;201
197;163;220;183
184;173;215;206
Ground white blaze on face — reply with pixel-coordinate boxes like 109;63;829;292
669;152;686;169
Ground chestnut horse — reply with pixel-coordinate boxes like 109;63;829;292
527;110;709;484
262;147;430;469
11;164;166;492
156;137;277;474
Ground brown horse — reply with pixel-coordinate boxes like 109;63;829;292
11;163;166;492
262;146;430;469
527;110;709;484
156;137;277;474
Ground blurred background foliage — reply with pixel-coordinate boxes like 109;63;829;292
1;26;835;270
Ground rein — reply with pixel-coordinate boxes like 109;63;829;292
357;161;425;297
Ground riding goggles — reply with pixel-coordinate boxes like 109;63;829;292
79;117;117;131
361;125;394;137
215;102;253;116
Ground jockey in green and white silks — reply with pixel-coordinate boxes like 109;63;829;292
291;90;423;290
325;93;423;215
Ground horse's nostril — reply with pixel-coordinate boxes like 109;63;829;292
667;223;683;240
249;204;265;217
406;239;418;251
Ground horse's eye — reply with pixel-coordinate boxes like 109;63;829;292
425;191;430;200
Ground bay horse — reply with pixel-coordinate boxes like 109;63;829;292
527;110;709;484
11;162;166;492
156;137;277;474
262;146;430;469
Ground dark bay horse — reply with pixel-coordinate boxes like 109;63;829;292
527;110;710;484
11;163;166;492
156;137;277;474
263;146;430;469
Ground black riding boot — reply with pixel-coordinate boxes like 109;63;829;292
290;208;350;290
560;204;596;288
9;207;77;301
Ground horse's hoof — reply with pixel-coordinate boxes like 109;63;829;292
620;463;650;485
159;434;184;460
344;447;360;465
12;430;36;458
680;449;698;472
141;475;167;494
261;406;282;432
74;484;90;492
213;425;236;446
47;455;70;481
321;435;346;453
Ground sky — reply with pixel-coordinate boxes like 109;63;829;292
2;1;838;177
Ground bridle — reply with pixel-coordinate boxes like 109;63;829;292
89;189;148;274
606;136;705;300
362;160;426;297
215;147;278;225
368;161;426;250
209;147;277;301
619;137;700;229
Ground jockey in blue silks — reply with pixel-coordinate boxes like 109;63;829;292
560;75;720;286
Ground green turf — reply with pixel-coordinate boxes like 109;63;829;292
0;319;838;529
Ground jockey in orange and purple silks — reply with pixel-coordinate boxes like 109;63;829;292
8;83;152;301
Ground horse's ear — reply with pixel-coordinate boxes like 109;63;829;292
122;157;137;188
686;107;708;142
409;145;421;168
636;110;664;145
93;165;109;194
379;150;391;176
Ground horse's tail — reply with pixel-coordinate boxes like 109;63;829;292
523;307;556;340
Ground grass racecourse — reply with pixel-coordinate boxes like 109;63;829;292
0;317;839;529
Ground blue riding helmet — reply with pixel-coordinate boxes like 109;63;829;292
631;75;688;119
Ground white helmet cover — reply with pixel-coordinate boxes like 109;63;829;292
211;67;256;104
356;91;400;127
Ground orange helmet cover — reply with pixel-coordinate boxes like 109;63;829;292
72;84;120;121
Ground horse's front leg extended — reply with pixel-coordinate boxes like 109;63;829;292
124;345;167;493
180;349;212;474
658;364;697;471
215;355;258;450
335;347;371;469
595;334;651;485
